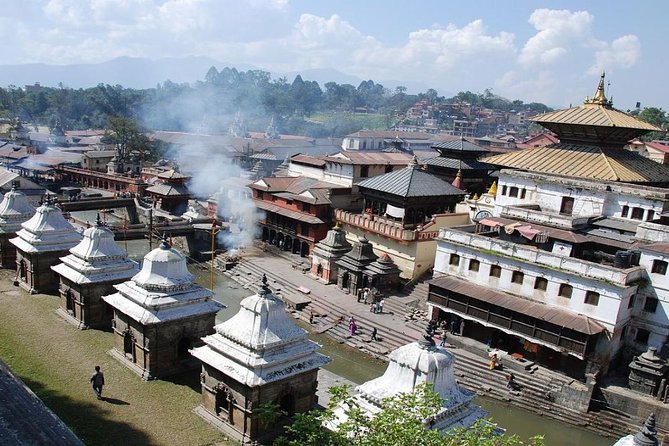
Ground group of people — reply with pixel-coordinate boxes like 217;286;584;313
355;287;386;314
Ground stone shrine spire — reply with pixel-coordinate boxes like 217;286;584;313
612;413;659;446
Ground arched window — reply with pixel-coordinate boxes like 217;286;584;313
559;284;573;298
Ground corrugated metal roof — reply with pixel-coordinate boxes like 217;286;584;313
145;184;190;196
532;104;660;131
431;139;487;152
423;157;494;170
323;151;412;165
290;154;326;167
357;163;464;197
483;143;669;182
430;275;605;335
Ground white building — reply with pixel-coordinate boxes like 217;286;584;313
427;74;669;380
0;186;35;268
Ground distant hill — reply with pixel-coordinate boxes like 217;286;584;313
0;57;433;94
0;56;259;89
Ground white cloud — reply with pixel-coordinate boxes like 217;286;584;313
519;9;593;66
588;35;641;75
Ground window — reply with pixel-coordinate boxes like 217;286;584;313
621;205;629;218
501;185;507;196
509;186;519;198
449;254;460;266
490;265;502;278
385;165;393;173
558;284;573;298
628;294;636;309
511;271;524;284
468;259;480;272
362;141;367;150
647;210;655;221
585;291;600;306
631;207;644;220
635;328;650;344
560;197;574;215
360;166;369;177
644;297;659;313
303;203;311;213
520;189;527;199
652;260;668;275
534;277;548;291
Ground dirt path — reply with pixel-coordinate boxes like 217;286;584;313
0;270;231;446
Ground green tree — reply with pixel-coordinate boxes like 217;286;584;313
102;116;155;162
637;107;668;141
276;383;544;446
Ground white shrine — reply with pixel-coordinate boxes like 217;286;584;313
0;186;35;268
330;324;486;434
51;216;139;329
190;274;331;444
10;198;81;294
103;238;223;380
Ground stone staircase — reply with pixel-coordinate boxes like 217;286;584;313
220;254;645;440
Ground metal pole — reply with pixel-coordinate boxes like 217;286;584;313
210;227;216;290
148;209;153;250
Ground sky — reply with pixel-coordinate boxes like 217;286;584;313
2;0;667;109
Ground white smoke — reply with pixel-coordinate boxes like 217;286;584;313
168;141;264;250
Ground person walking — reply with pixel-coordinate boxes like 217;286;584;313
439;332;447;347
379;299;385;314
90;365;105;400
371;327;378;341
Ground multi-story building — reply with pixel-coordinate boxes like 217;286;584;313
427;74;669;380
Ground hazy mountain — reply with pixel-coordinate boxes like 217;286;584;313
0;56;259;89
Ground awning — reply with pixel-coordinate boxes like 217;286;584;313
385;204;405;218
516;225;541;241
479;218;502;228
430;275;606;336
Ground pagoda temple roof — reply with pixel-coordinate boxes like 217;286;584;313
357;157;465;198
190;275;330;387
156;169;189;180
483;143;669;183
51;221;138;285
145;183;190;197
431;138;488;154
0;188;35;234
530;73;660;146
423;156;494;171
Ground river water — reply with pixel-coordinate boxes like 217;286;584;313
122;238;612;446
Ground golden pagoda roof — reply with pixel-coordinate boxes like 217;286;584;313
483;143;669;183
531;73;659;133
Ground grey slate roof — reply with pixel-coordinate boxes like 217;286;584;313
357;160;464;198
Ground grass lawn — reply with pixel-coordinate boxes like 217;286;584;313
0;271;234;446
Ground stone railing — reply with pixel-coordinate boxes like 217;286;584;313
500;205;594;229
438;228;645;286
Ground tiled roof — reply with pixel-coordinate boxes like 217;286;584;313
156;169;189;180
483;143;669;183
357;161;464;198
645;141;669;154
253;200;324;224
290;154;326;167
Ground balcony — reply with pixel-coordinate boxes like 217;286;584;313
438;228;645;286
336;209;470;242
500;204;595;229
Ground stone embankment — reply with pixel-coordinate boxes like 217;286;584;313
218;248;656;440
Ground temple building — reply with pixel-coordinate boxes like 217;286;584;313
335;235;401;295
10;199;81;294
310;223;352;283
336;156;468;280
51;217;139;329
145;169;191;215
190;274;330;444
427;74;669;380
328;324;486;434
102;239;223;380
0;186;35;268
423;138;496;194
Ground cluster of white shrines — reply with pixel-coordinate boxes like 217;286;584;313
0;187;657;444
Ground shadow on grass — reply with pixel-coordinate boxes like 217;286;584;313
101;397;130;405
23;377;151;446
164;369;202;394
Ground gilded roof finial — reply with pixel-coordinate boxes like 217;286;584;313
452;169;463;189
584;72;612;107
487;181;497;195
